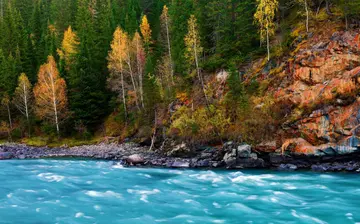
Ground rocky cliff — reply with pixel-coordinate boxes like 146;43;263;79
249;28;360;156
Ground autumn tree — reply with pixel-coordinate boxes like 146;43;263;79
108;26;129;118
184;15;208;104
57;26;79;71
33;56;68;136
254;0;278;61
13;73;32;135
160;5;174;84
133;32;146;108
140;15;152;52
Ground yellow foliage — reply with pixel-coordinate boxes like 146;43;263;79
140;15;152;46
184;15;203;64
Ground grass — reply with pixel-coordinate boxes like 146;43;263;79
16;136;104;148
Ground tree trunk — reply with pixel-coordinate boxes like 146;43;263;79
50;68;60;136
126;54;140;110
135;39;145;109
305;0;309;33
165;15;174;85
7;104;12;130
266;27;270;61
23;83;30;137
121;71;127;119
149;110;157;151
325;0;332;15
193;28;209;105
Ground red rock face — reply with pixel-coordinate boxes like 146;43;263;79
265;31;360;155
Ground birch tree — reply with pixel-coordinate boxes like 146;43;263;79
160;5;174;84
184;15;208;104
132;32;146;108
296;0;310;32
108;27;128;118
13;73;32;135
254;0;278;61
33;56;68;136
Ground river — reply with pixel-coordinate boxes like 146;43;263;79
0;160;359;223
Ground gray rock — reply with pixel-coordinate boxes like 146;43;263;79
126;154;144;164
278;164;298;171
249;153;258;160
0;152;13;160
223;152;236;167
171;160;190;168
167;143;191;157
237;144;251;158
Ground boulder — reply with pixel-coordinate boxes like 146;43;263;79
223;152;236;167
0;152;13;160
171;160;190;168
167;143;191;157
237;144;251;158
278;164;298;171
126;154;144;165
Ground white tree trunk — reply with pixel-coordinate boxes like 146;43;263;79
126;54;140;110
193;22;209;105
305;0;309;33
23;83;30;136
165;16;174;84
266;27;270;61
50;67;60;136
135;38;144;109
121;71;127;119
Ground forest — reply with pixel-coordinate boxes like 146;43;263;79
0;0;359;146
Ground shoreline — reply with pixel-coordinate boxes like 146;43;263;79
1;142;360;173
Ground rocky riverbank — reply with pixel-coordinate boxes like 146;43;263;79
1;142;360;172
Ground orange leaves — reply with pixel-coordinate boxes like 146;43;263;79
33;56;68;128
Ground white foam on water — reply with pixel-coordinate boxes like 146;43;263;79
94;205;101;211
231;174;274;186
246;195;258;200
75;212;84;218
184;199;201;206
38;173;64;182
284;184;297;190
127;189;160;203
346;213;353;217
112;163;124;169
291;210;327;224
212;220;225;224
85;190;122;198
24;189;37;193
7;193;12;198
213;202;221;208
190;171;224;183
36;208;40;212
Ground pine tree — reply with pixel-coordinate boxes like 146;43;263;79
33;56;68;136
254;0;278;61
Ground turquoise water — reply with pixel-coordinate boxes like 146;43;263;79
0;160;359;224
